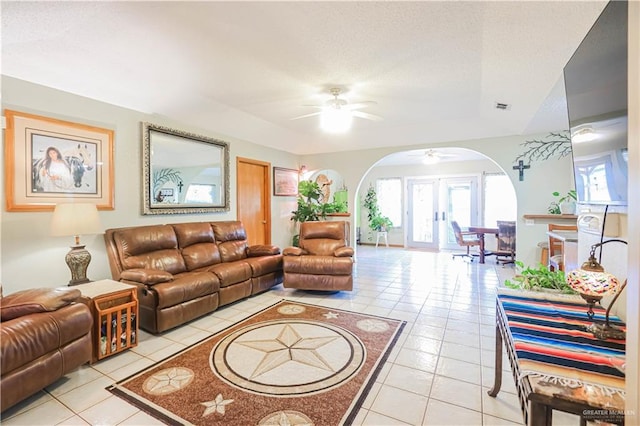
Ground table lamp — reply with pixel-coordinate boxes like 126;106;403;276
51;203;103;285
565;239;628;340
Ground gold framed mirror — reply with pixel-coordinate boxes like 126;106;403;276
142;122;230;215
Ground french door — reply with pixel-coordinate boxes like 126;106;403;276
407;176;478;250
440;177;479;250
407;179;439;249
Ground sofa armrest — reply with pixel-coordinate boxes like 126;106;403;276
283;247;306;256
0;287;81;322
247;245;281;257
334;247;354;257
120;269;173;285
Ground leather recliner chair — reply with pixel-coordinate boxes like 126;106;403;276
1;287;93;412
282;221;354;291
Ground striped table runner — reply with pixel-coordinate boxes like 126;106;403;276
497;289;626;411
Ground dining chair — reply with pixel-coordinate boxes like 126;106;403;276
494;220;516;265
451;220;481;261
548;223;578;271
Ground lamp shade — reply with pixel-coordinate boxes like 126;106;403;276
51;203;102;237
566;269;621;296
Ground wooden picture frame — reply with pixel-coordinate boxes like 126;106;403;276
273;167;299;196
4;110;115;211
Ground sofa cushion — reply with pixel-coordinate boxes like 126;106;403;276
208;262;252;287
211;221;248;262
283;256;353;276
0;303;91;374
1;288;81;322
173;223;222;270
152;272;220;309
114;225;186;274
244;255;283;277
182;243;221;271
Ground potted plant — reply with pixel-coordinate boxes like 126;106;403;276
548;190;577;215
504;261;577;294
291;180;340;245
370;216;393;232
363;184;393;231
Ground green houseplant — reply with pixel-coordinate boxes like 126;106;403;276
363;184;393;231
548;189;577;214
290;180;345;245
504;260;577;294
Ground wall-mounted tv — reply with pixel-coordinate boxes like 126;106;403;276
564;0;628;206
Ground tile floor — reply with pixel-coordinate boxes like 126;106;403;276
1;246;584;425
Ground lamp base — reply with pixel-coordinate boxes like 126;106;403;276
66;244;92;286
586;322;626;341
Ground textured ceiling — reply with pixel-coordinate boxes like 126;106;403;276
1;1;608;156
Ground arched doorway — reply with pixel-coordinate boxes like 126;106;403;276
354;147;516;251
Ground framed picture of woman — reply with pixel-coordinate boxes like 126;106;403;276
5;110;114;211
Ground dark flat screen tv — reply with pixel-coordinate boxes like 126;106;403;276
564;0;628;206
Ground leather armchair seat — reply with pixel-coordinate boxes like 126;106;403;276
283;221;354;291
1;287;92;412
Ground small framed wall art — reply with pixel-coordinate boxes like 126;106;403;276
4;110;115;211
273;167;298;196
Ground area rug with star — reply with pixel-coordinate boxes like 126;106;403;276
107;299;406;425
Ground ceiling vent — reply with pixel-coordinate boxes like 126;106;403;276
495;102;510;110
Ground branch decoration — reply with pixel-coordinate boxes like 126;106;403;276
514;131;572;164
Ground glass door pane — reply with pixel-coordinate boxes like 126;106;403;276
407;179;438;249
441;177;478;250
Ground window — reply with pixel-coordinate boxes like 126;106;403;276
484;174;516;226
376;178;402;227
185;184;218;204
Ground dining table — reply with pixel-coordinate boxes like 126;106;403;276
467;226;499;264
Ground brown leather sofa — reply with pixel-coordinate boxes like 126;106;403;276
104;221;283;333
283;221;354;291
1;287;92;412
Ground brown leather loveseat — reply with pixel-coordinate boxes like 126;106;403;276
104;221;283;333
1;287;92;412
283;221;354;291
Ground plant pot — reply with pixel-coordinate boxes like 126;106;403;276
560;201;576;215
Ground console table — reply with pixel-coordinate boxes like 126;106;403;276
488;289;626;426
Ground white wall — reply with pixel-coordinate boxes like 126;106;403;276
1;77;298;293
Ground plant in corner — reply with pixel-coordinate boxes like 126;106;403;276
290;180;334;246
504;260;577;294
363;184;393;232
548;189;577;215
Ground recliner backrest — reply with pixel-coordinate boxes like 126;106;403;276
211;221;249;262
112;225;187;274
299;221;347;256
173;222;221;270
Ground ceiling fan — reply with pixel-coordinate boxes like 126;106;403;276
411;149;457;164
291;88;383;126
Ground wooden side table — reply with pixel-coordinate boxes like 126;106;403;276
74;280;139;363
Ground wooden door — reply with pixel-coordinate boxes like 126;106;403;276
237;157;271;245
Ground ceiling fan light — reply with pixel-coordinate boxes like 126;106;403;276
321;108;352;133
572;126;597;143
422;155;439;165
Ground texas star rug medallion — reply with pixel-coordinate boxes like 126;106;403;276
108;300;406;425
